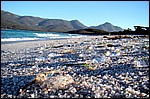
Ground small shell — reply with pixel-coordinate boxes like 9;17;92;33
39;50;43;54
105;85;112;90
35;73;47;82
126;87;140;95
88;46;93;50
138;71;143;75
106;51;111;56
79;54;84;57
70;87;77;94
30;94;35;98
140;93;147;97
103;75;108;79
82;81;88;86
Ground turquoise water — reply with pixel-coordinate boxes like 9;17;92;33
1;29;84;42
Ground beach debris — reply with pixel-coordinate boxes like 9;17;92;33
105;51;111;56
105;49;121;57
126;87;144;96
51;45;64;48
82;63;96;70
88;66;97;70
8;62;35;67
42;74;75;90
107;44;115;47
79;53;84;57
35;57;46;62
60;49;76;54
110;52;120;57
106;35;132;40
48;53;56;57
91;54;106;63
39;50;43;54
19;73;47;95
35;73;47;82
86;46;93;50
18;70;74;95
65;62;96;70
48;53;63;58
133;60;148;67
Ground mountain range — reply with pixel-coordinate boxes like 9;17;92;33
1;10;124;32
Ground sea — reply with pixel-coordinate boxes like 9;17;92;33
1;29;86;43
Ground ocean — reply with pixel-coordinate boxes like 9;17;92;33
1;29;86;42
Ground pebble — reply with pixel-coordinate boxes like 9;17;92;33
50;95;55;98
1;35;149;98
7;94;13;98
70;87;77;94
30;94;35;98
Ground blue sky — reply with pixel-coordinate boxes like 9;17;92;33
1;1;149;30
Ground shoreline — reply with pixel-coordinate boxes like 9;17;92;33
1;38;67;45
1;35;149;54
1;36;98;52
1;34;148;45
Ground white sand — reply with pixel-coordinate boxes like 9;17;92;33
1;36;102;52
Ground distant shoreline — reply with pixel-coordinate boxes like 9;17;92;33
2;28;149;36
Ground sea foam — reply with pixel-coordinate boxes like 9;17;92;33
1;38;40;42
34;33;60;37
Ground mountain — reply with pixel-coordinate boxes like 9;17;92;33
1;10;44;31
1;10;123;32
90;22;124;32
1;10;87;32
70;20;87;29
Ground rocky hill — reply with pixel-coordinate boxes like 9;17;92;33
90;22;124;32
1;10;87;32
1;10;123;32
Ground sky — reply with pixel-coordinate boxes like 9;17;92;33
1;1;149;30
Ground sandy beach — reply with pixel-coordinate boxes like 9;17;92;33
1;35;149;98
1;36;93;52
